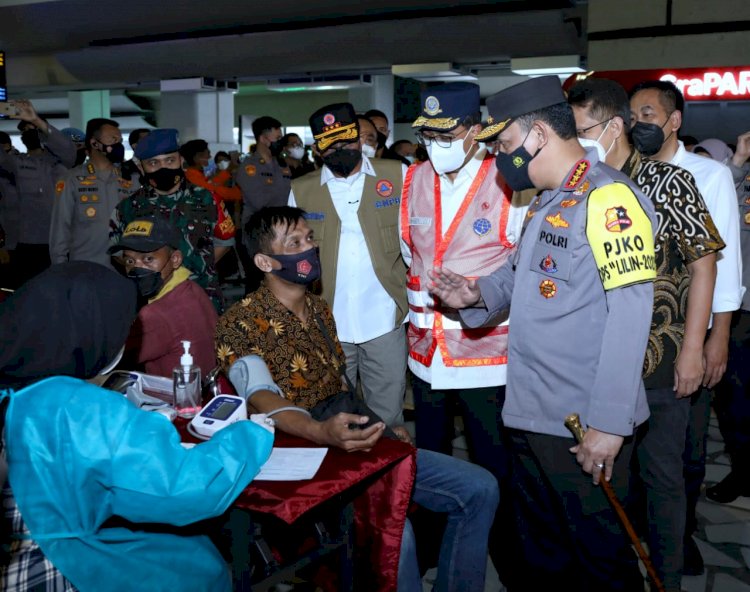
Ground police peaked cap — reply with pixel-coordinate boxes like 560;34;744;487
309;103;359;151
412;82;480;132
475;76;567;142
134;128;180;160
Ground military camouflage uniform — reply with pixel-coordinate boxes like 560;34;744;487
109;179;224;311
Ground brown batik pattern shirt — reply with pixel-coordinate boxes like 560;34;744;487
216;285;345;409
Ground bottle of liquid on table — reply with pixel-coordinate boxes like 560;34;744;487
173;340;201;418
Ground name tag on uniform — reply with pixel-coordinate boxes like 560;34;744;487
305;212;325;221
410;216;431;226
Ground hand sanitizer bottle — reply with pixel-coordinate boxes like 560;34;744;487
173;340;201;418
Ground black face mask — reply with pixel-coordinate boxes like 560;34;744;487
269;139;285;157
630;116;673;157
126;266;165;300
494;131;542;192
144;166;185;192
322;149;362;178
74;148;87;167
21;129;41;151
376;131;388;150
98;141;125;164
268;247;321;285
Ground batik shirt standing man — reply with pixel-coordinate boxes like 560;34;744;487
630;80;744;583
289;102;408;428
568;77;723;588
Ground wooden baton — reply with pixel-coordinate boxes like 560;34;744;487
565;413;665;592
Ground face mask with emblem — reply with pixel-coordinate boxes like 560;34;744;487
494;129;543;192
267;247;321;285
144;166;185;192
426;129;471;175
322;148;362;178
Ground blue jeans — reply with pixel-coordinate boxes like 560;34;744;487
397;449;499;592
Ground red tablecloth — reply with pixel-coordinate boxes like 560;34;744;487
177;420;416;591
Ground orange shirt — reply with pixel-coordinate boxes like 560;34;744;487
185;167;242;202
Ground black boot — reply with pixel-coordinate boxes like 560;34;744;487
706;471;750;504
683;534;705;576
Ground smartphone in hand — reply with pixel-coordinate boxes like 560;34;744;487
0;102;18;117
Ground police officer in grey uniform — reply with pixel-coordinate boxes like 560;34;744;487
429;76;658;591
235;116;292;292
49;118;140;268
0;99;76;285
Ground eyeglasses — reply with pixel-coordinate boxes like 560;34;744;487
415;129;468;149
576;117;614;138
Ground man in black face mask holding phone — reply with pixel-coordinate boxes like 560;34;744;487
50;117;140;269
289;102;410;433
110;128;231;312
0;99;77;285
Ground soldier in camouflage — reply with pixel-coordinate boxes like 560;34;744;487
109;129;233;311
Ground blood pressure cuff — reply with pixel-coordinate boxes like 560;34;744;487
228;355;284;402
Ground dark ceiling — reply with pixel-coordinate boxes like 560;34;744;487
0;0;587;89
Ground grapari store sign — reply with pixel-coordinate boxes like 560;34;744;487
564;66;750;101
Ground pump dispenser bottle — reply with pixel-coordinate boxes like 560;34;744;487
173;340;202;418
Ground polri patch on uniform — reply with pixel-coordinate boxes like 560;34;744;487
245;164;257;176
560;199;578;208
605;206;632;233
55;180;65;194
473;218;491;237
539;279;557;299
85;206;96;218
539;254;558;273
545;212;569;229
376;179;394;197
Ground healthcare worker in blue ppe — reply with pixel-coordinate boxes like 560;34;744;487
0;261;274;592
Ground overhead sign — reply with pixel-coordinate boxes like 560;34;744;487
564;66;750;101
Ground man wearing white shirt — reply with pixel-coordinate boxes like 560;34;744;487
288;102;409;430
631;79;744;584
400;82;525;586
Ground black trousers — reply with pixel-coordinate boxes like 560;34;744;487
509;429;643;592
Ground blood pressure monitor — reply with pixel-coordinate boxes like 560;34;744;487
190;395;247;438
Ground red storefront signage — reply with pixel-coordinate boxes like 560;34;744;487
564;67;750;101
